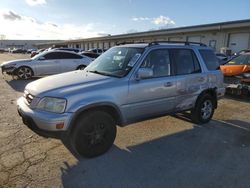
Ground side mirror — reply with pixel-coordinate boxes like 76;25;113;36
136;68;153;80
38;57;45;60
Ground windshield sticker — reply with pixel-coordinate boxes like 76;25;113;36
128;53;141;67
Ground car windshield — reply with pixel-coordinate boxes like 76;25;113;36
31;51;47;60
86;47;144;77
227;54;250;65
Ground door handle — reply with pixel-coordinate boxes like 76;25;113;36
164;82;173;87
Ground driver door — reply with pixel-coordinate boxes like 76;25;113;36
123;49;177;122
35;52;60;75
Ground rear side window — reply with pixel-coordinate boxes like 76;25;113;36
199;49;219;70
44;52;82;60
171;49;201;75
62;52;83;59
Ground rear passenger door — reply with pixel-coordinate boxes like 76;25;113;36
58;52;83;73
170;49;205;111
125;49;177;122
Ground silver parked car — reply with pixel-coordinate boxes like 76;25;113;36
1;50;92;79
17;42;225;158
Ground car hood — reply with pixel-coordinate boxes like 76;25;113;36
220;64;250;76
25;70;117;97
1;59;32;67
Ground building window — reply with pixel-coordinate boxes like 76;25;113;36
209;40;216;49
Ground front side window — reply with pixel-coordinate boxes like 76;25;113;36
43;52;60;60
141;49;171;77
172;49;201;75
86;47;144;77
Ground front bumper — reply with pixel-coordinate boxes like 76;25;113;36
1;66;16;74
17;97;73;132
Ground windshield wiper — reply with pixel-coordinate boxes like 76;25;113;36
87;70;121;78
88;70;107;75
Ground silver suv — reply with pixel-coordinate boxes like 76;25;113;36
17;42;225;158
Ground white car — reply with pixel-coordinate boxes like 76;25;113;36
1;50;92;79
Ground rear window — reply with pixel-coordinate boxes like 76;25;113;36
199;49;219;70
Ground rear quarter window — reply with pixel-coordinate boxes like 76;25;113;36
199;49;219;70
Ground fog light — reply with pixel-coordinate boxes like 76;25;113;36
56;122;64;129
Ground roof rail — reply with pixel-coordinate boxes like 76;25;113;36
148;41;207;47
116;41;147;45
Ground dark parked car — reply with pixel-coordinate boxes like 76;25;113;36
87;48;104;54
0;48;6;53
80;51;100;59
215;52;228;64
233;49;250;57
54;48;81;53
11;49;27;54
30;48;46;58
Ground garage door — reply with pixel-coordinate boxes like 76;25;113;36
187;36;201;43
229;33;250;53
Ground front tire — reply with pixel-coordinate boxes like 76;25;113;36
16;66;33;79
191;94;215;124
71;111;117;158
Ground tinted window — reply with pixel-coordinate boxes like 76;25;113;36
43;52;60;60
199;49;219;70
82;53;99;58
43;52;82;60
172;49;201;75
62;52;82;59
141;49;171;77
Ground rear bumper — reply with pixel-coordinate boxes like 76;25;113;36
217;87;226;99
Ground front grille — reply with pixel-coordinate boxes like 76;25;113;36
24;91;34;104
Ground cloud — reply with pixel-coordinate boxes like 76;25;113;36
0;9;105;40
132;17;150;21
2;11;22;21
152;16;175;25
132;15;175;26
25;0;47;6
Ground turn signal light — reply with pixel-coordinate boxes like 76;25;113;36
56;122;64;129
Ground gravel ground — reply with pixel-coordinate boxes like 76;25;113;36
0;53;250;188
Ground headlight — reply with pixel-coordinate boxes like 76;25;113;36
36;97;66;113
4;63;16;68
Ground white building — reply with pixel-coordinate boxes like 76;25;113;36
0;40;60;50
36;20;250;54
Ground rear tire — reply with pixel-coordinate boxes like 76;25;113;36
16;66;33;79
71;111;117;158
191;94;215;124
